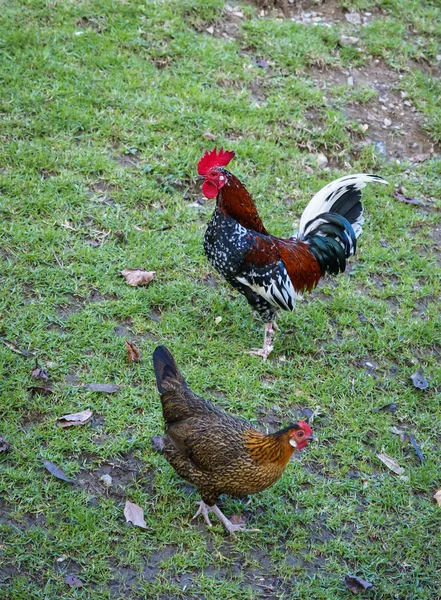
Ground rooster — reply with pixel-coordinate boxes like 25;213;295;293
198;148;387;359
152;345;315;534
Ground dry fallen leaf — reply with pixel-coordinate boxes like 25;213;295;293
121;268;156;287
65;575;83;588
373;402;398;413
377;453;404;476
410;370;429;390
344;575;373;594
124;500;147;529
83;383;121;393
32;361;50;382
203;132;217;141
44;460;74;483
434;490;441;507
126;340;141;363
29;385;53;396
0;436;11;453
1;338;34;357
57;408;93;428
392;190;424;206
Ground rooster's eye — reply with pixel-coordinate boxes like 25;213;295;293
297;431;304;438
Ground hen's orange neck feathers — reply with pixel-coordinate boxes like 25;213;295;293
217;173;268;234
244;428;297;467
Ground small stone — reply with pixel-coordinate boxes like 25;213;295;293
345;12;361;25
316;153;328;167
384;118;392;127
339;35;360;46
360;123;369;132
436;54;441;61
100;474;113;487
347;76;354;86
400;91;408;98
375;141;387;156
206;26;214;35
404;100;412;107
215;316;222;324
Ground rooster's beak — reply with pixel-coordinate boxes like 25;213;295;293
197;174;205;181
307;435;318;442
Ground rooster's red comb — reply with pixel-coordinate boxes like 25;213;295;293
197;147;235;175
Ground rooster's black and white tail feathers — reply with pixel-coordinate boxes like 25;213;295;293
296;174;387;275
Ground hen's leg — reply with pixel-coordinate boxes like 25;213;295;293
210;505;260;535
248;321;276;361
192;501;213;527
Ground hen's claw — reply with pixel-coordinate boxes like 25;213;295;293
210;505;260;535
192;501;212;527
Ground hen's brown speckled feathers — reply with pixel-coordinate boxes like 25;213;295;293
152;346;311;509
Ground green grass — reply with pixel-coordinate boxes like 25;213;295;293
1;0;441;598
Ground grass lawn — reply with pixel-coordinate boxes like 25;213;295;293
1;0;440;598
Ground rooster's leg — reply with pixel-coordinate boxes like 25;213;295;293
248;321;276;361
210;505;260;535
192;501;213;527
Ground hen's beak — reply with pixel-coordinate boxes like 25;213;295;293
307;434;318;442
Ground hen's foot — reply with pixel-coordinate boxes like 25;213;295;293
210;505;260;535
192;501;212;527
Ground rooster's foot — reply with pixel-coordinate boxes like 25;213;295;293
192;501;212;527
247;346;273;361
248;322;276;360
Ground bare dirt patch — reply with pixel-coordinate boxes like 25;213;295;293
77;452;150;499
309;61;437;160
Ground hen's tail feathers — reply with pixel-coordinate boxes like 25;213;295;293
153;346;186;394
297;174;388;275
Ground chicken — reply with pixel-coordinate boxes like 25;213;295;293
152;345;315;534
198;147;388;359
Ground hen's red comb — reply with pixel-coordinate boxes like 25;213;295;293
298;421;313;436
197;147;235;175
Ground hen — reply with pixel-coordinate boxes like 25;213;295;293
199;147;387;359
152;345;315;534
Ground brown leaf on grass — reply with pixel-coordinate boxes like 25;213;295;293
373;402;398;413
57;408;93;428
126;340;141;363
121;268;156;287
83;383;120;393
32;360;50;382
410;370;429;390
344;575;373;594
377;453;404;475
392;190;421;206
1;338;34;357
202;132;217;141
408;434;425;463
413;149;433;163
434;490;441;507
0;436;11;453
29;385;53;396
44;460;74;483
65;575;83;588
124;500;147;529
229;514;247;525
